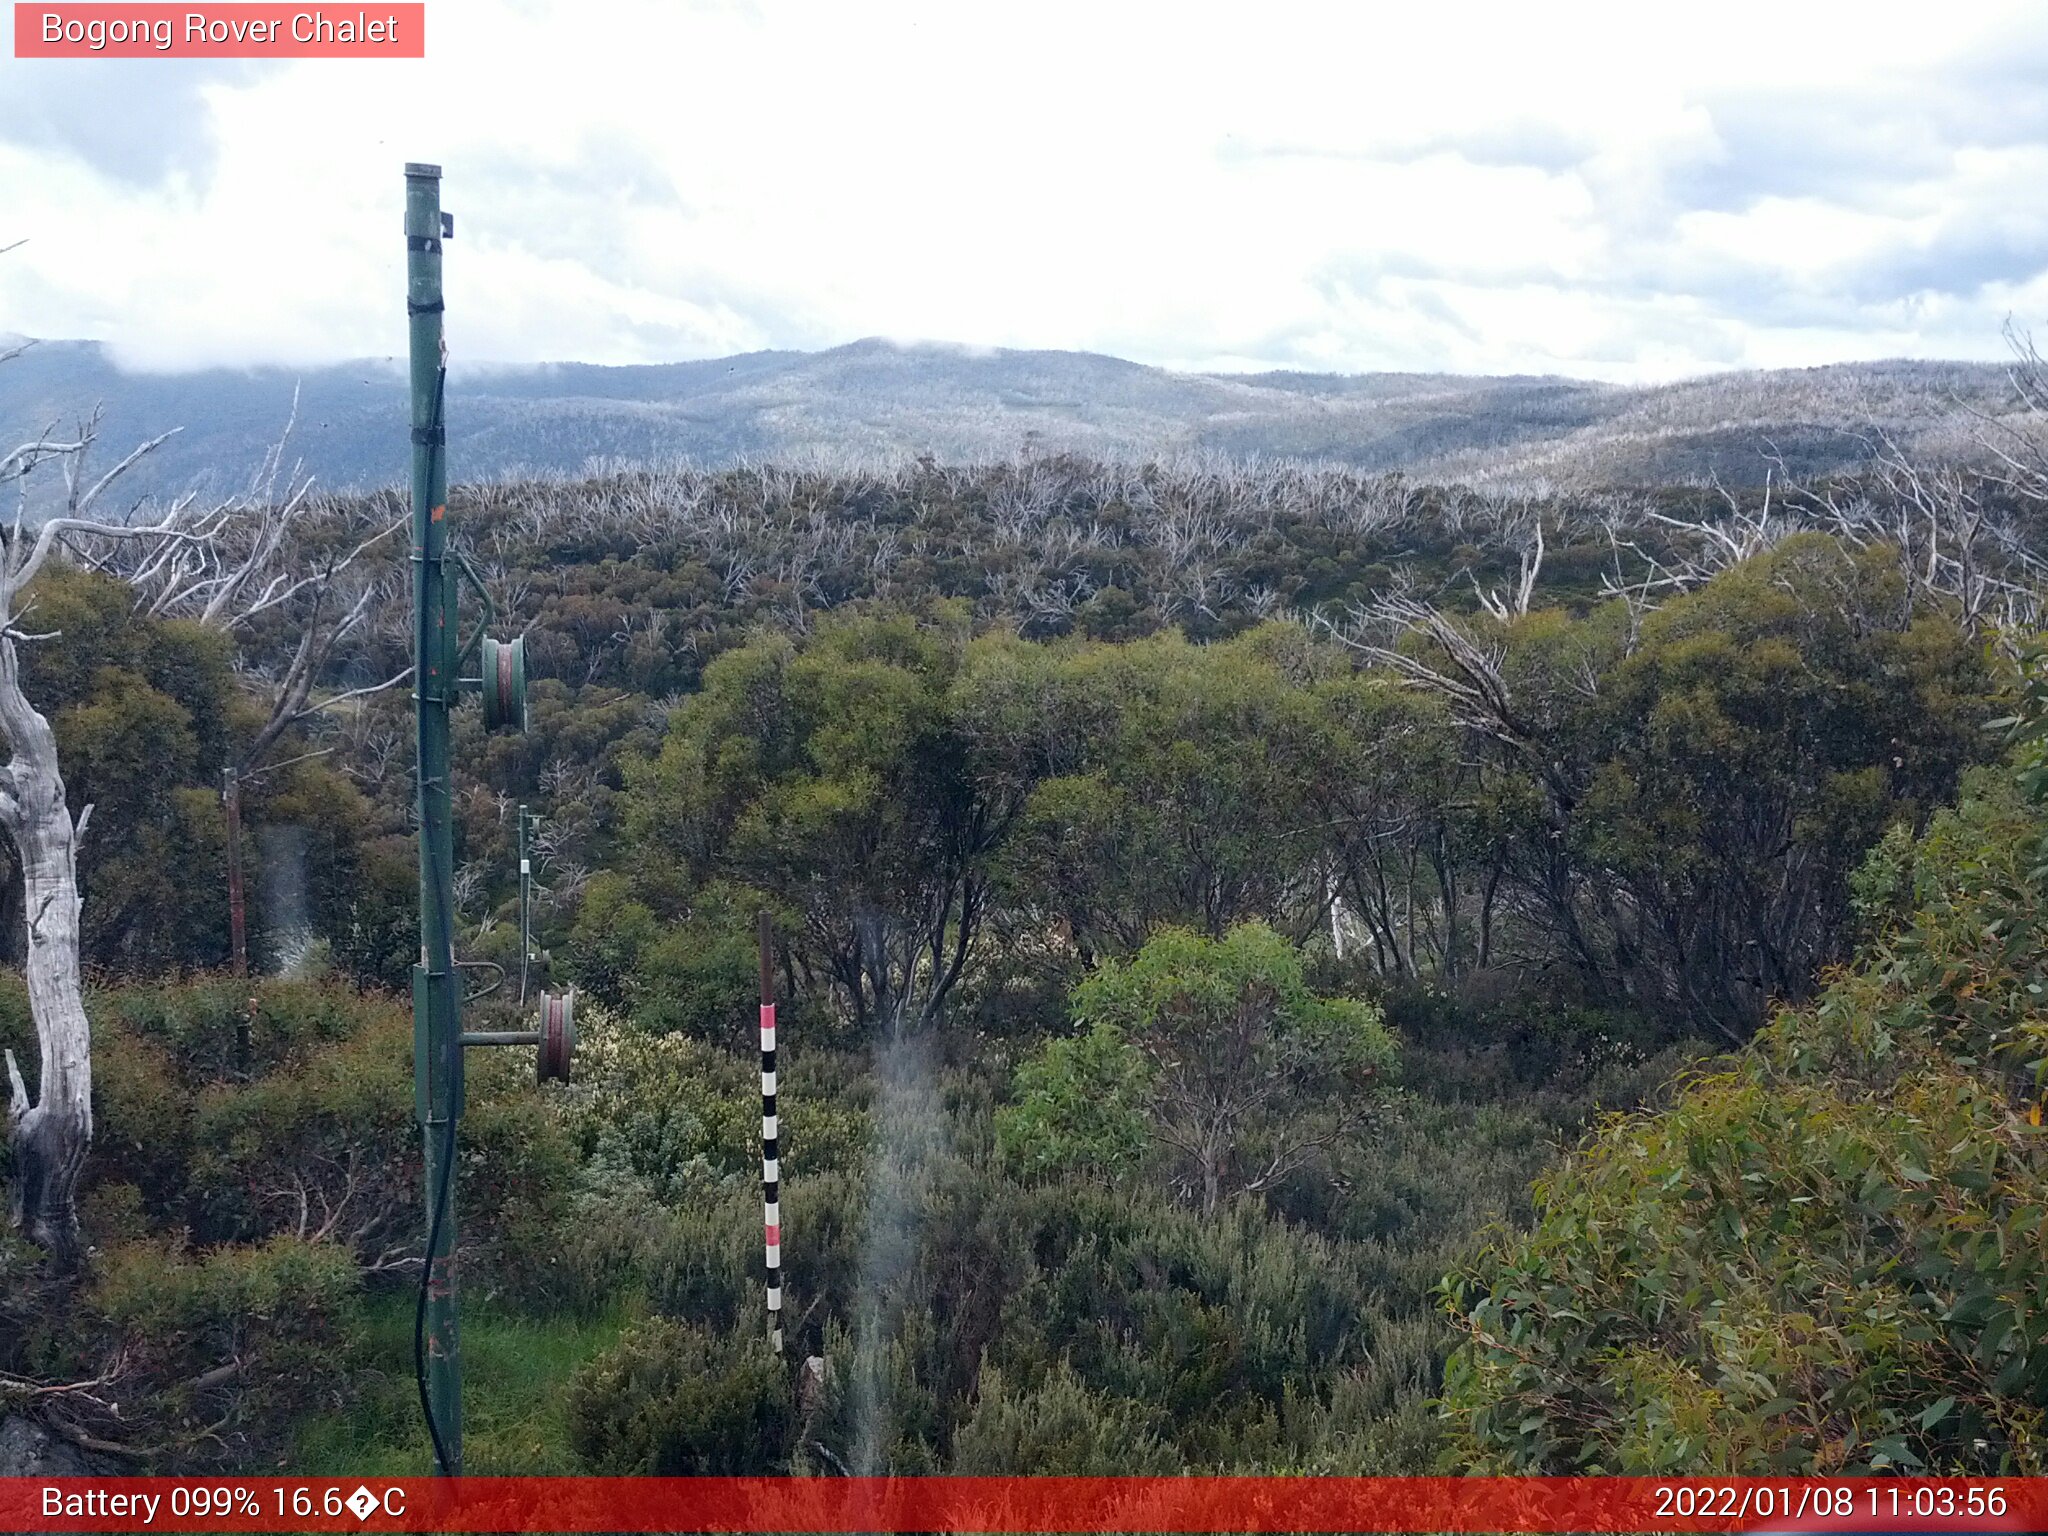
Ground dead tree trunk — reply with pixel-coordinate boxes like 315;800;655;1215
0;393;214;1267
0;642;93;1268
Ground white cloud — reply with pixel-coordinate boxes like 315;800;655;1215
1;0;2043;382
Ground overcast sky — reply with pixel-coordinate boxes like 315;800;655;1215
2;0;2045;383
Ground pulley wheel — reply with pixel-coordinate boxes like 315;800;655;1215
537;990;575;1084
481;634;528;733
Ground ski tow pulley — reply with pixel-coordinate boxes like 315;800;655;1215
480;634;527;732
537;989;575;1084
458;988;576;1084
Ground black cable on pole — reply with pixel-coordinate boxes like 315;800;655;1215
415;1109;458;1475
411;363;456;1477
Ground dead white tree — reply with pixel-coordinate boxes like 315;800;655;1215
1781;428;2048;639
1643;468;1796;585
0;419;217;1265
1324;590;1532;750
0;334;409;1253
1472;505;1545;621
1968;319;2048;510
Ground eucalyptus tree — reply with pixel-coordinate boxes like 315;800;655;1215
103;428;409;978
981;627;1353;963
1326;535;1997;1041
999;921;1397;1213
627;604;1015;1037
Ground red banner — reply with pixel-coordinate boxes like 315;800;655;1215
1;1476;2043;1533
12;4;425;58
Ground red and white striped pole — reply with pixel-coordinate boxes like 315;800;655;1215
758;911;782;1355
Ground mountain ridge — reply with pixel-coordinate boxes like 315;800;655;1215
0;335;2020;502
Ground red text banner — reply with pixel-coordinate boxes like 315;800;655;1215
13;5;425;58
1;1476;2044;1533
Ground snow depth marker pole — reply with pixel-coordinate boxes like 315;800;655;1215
760;911;783;1354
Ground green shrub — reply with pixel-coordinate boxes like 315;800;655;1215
187;1024;408;1238
1002;923;1396;1211
562;871;660;1010
489;1172;676;1319
1442;750;2048;1474
460;1044;584;1294
633;882;760;1044
85;1234;367;1464
763;1169;870;1352
73;978;576;1276
953;1360;1178;1473
0;968;30;1079
648;1189;758;1331
742;1143;1432;1471
567;1316;793;1473
98;976;394;1087
568;1004;867;1206
994;1019;1150;1181
566;1009;758;1202
329;833;418;993
86;1022;192;1218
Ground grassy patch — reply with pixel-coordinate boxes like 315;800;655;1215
292;1292;635;1476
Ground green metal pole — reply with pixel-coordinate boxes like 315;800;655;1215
406;160;463;1476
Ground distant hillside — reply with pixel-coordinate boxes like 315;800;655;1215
0;337;2022;503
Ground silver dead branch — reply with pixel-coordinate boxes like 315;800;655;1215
0;408;220;1262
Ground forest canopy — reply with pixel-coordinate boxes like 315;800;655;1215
2;443;2045;1475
